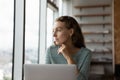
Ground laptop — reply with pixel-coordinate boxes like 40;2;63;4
24;64;77;80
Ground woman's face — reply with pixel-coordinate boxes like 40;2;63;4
53;21;72;45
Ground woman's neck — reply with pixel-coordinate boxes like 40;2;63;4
64;43;80;54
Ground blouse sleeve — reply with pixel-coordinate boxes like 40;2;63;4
45;47;51;64
77;50;92;80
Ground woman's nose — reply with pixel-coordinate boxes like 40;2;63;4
53;31;56;37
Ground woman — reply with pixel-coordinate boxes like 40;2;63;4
45;16;91;80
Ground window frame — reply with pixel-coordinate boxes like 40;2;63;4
12;0;59;80
12;0;25;80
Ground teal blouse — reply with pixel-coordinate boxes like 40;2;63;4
45;45;91;80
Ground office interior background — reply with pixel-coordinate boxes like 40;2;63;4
0;0;120;80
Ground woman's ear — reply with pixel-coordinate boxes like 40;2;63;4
69;29;74;37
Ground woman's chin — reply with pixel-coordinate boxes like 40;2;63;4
55;42;62;46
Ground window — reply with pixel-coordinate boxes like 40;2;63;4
46;0;59;49
25;0;39;64
0;0;14;80
46;7;54;48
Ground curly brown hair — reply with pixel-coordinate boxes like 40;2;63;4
55;16;85;48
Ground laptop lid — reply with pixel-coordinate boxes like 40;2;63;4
24;64;77;80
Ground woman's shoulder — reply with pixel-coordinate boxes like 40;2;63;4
46;45;59;55
47;45;59;50
81;47;92;55
82;47;91;52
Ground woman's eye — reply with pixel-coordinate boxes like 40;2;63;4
52;30;61;33
53;28;63;33
57;29;62;32
57;30;61;31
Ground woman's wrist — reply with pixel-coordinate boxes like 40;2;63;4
66;57;75;64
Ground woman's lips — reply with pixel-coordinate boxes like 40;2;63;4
54;38;58;41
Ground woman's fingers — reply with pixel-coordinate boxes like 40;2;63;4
57;44;65;54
